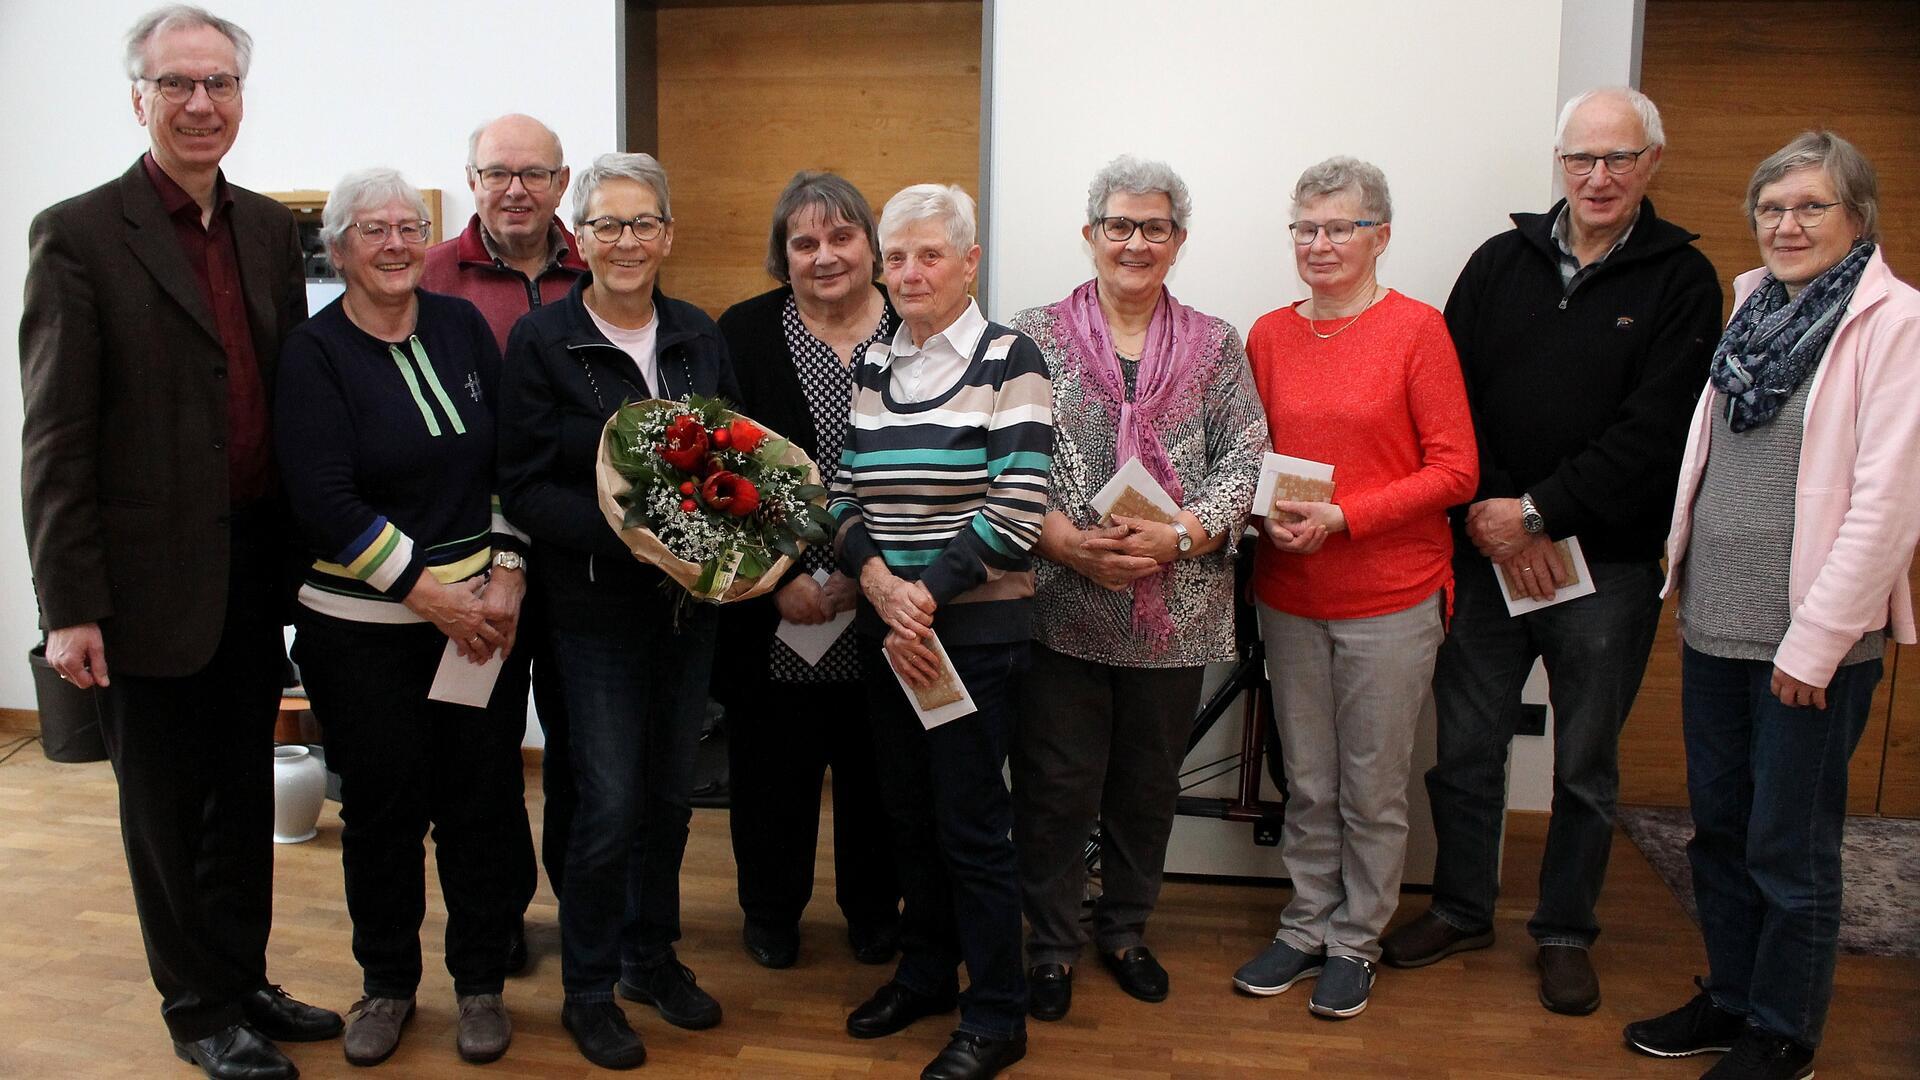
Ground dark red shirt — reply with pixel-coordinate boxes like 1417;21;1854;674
142;152;271;505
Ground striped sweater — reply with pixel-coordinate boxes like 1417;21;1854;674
828;320;1053;645
277;291;526;624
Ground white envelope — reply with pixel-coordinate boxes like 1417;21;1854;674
1252;452;1336;517
774;569;855;666
427;638;505;708
888;630;977;730
1494;535;1599;616
1089;456;1181;525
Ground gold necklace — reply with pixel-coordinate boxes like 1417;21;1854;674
1307;286;1382;340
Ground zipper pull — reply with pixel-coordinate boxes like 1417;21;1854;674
1558;297;1569;310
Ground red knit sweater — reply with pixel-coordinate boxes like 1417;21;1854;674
1247;290;1478;620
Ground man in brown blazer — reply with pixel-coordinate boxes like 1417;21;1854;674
18;7;339;1078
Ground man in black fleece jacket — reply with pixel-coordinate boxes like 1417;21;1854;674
1381;88;1723;1016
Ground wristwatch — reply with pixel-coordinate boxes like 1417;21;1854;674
1519;494;1547;536
492;550;528;573
1171;521;1194;556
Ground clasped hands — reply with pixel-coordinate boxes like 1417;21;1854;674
775;570;858;625
861;558;944;690
407;568;523;664
1261;500;1346;554
1466;498;1569;601
1066;513;1186;591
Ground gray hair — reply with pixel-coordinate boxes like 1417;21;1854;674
1291;156;1393;222
570;152;672;228
764;171;880;283
877;184;976;254
1085;154;1193;230
1745;130;1879;242
465;114;565;169
125;5;254;80
1555;86;1666;150
320;168;430;254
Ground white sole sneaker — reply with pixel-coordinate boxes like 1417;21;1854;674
1232;965;1323;997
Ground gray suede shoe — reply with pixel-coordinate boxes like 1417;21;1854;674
456;993;512;1064
1308;957;1375;1019
343;996;415;1067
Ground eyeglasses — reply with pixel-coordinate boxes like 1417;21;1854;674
1559;144;1653;176
139;72;241;104
584;215;669;243
1288;219;1381;245
471;166;562;193
1753;201;1842;230
353;220;431;244
1098;216;1178;243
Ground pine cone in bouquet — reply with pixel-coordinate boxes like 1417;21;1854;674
596;395;837;602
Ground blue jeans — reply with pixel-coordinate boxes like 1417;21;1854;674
548;602;717;1002
1682;645;1880;1049
1425;556;1663;946
864;637;1029;1039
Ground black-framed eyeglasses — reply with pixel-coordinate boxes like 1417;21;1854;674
585;215;669;243
1098;216;1178;243
1288;219;1381;245
1559;144;1653;176
471;166;562;193
139;72;241;104
1753;201;1842;230
353;219;432;244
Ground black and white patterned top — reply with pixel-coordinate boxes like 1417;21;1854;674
770;294;897;683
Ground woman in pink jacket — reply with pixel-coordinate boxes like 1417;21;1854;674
1627;131;1920;1080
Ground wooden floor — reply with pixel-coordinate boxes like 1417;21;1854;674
0;751;1914;1078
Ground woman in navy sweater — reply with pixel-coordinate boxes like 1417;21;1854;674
277;169;526;1068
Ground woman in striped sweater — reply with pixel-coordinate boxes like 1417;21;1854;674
828;183;1051;1080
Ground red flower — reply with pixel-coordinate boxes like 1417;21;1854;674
700;470;762;517
711;427;732;449
726;418;767;453
658;414;709;472
680;498;697;513
678;481;695;496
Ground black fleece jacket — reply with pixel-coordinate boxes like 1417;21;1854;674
1444;197;1723;563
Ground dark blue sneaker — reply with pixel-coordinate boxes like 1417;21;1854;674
1308;956;1375;1019
1232;938;1325;996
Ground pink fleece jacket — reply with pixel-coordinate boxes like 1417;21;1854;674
1663;248;1920;686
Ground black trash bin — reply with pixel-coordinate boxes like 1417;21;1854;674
28;643;108;763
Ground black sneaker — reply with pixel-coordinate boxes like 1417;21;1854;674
1625;981;1745;1058
561;1001;646;1070
618;959;723;1030
1700;1026;1814;1080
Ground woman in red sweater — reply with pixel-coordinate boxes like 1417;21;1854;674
1230;157;1478;1020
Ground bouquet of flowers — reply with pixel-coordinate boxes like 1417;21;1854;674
595;395;836;603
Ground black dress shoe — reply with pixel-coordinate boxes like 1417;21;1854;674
1101;945;1170;1003
847;919;900;965
618;960;723;1029
505;918;529;976
743;920;800;969
921;1029;1028;1080
172;1024;298;1080
240;985;343;1042
846;981;958;1039
1028;963;1072;1021
561;1001;646;1070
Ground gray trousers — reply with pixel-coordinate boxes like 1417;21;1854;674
1010;644;1205;966
1257;593;1444;962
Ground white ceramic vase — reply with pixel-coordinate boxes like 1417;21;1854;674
273;744;327;844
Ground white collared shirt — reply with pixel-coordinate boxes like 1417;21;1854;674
887;298;987;403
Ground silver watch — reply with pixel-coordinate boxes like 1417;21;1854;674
1520;494;1547;536
492;550;528;573
1171;521;1194;555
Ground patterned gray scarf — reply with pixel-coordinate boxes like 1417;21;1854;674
1710;241;1874;432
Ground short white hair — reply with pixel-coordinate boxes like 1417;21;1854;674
877;184;976;254
571;152;672;227
321;168;430;254
466;114;565;169
1555;86;1666;150
125;5;253;80
1085;155;1193;229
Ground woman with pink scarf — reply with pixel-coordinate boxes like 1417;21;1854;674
1007;156;1266;1022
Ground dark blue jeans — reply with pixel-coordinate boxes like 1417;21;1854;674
1425;556;1663;946
864;636;1029;1040
548;602;717;1002
1682;645;1880;1049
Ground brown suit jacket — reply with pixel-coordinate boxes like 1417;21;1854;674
19;158;307;678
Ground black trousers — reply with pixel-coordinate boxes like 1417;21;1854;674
492;597;566;912
91;517;283;1042
293;616;524;998
726;673;898;932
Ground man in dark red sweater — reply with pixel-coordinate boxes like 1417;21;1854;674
1380;87;1723;1017
421;112;587;975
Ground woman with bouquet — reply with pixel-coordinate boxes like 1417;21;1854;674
496;152;740;1071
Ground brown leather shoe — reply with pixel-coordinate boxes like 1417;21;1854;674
1537;945;1601;1015
1380;910;1494;969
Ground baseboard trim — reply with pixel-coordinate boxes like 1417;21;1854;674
0;708;40;735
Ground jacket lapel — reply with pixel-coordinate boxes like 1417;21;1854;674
117;161;221;345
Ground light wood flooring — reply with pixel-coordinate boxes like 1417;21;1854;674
0;750;1913;1078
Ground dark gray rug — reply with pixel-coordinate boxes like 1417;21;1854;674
1616;805;1919;959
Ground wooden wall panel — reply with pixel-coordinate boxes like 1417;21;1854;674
653;2;982;317
1878;565;1920;817
1618;1;1920;813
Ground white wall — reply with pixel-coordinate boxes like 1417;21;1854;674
0;0;618;711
